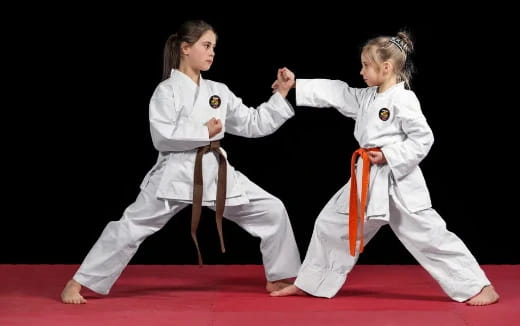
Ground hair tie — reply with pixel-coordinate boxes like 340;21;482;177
389;37;405;53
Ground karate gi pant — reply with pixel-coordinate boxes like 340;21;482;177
294;185;490;302
73;171;301;295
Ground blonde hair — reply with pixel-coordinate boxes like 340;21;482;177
362;31;415;89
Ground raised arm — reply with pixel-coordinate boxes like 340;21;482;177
224;70;295;138
224;89;294;138
274;67;367;120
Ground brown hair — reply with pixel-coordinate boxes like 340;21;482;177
162;20;216;80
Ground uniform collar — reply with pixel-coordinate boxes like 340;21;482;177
376;82;404;97
170;69;204;90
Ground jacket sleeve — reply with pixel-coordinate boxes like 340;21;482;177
225;88;295;138
381;92;434;180
295;79;366;119
149;84;210;152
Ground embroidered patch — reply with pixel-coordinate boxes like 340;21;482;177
378;108;390;121
209;95;221;109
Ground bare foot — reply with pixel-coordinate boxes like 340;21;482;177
465;285;499;306
270;284;307;297
265;278;293;293
61;279;87;304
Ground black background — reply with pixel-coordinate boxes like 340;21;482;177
4;4;517;265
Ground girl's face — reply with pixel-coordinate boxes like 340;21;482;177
184;30;216;72
359;51;384;87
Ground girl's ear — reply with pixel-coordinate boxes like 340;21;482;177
181;42;191;56
382;61;393;74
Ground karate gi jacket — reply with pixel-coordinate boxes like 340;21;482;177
296;79;434;219
140;69;294;206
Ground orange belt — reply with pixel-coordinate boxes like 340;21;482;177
192;140;227;265
348;147;381;256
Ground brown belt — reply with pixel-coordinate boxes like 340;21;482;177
192;140;227;265
348;147;381;256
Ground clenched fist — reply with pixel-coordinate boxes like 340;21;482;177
205;117;222;138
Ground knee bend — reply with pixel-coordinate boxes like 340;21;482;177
264;197;289;223
273;196;288;213
314;220;332;240
117;217;159;243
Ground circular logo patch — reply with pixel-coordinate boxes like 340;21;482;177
378;108;390;121
209;95;221;109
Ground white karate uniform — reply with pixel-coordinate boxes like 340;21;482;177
293;79;490;302
73;69;301;295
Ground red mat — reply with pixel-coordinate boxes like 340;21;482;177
1;265;518;325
